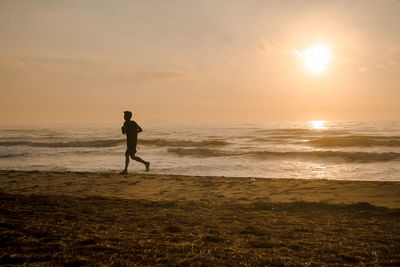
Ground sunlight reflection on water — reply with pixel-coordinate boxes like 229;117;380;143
310;120;326;130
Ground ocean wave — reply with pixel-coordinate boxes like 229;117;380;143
0;139;125;148
252;136;297;143
0;153;29;158
140;139;229;147
167;147;400;163
305;136;400;147
251;151;400;163
255;128;348;136
0;138;229;148
168;148;238;157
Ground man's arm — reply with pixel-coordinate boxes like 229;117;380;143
121;122;127;134
136;123;143;133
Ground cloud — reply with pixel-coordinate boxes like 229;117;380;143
0;57;183;82
387;61;400;70
257;41;297;58
140;71;182;81
357;61;399;73
358;66;370;73
0;58;26;70
0;57;83;73
103;64;183;82
376;61;399;71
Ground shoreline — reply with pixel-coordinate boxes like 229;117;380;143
4;168;400;182
0;168;400;183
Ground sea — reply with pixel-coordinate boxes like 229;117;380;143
0;121;400;181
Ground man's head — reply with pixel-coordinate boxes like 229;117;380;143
124;111;132;121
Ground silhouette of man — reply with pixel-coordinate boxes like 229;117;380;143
120;111;150;174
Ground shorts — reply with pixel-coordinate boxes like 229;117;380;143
126;140;137;156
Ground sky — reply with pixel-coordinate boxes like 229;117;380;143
0;0;399;125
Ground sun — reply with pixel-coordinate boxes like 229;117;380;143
300;44;333;75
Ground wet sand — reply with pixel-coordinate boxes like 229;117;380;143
1;170;400;265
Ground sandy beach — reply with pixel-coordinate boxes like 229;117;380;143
1;170;400;265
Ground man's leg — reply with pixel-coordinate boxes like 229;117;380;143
131;155;150;172
120;151;130;174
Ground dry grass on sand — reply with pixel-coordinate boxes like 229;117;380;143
1;192;400;266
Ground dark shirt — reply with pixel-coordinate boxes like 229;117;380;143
124;121;140;140
122;120;142;154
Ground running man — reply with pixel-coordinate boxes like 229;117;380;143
120;111;150;174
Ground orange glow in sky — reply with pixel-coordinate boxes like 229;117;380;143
0;1;399;124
